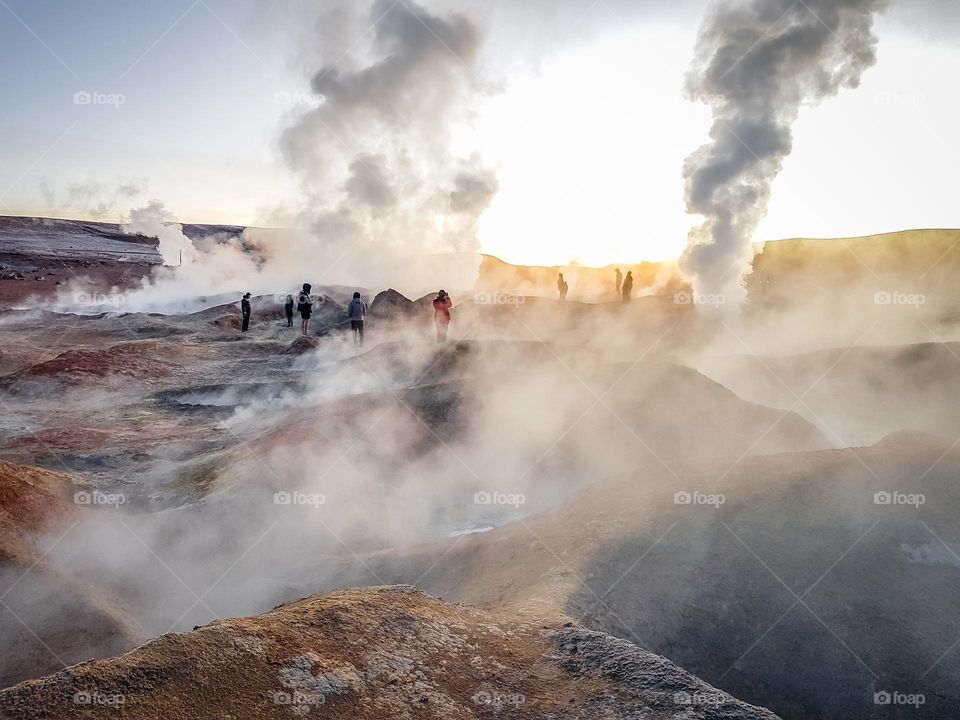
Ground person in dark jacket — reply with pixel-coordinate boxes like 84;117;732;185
347;291;367;347
240;292;251;332
432;290;453;343
621;271;634;304
297;283;313;336
284;295;294;327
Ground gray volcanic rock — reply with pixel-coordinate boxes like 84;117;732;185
369;288;417;320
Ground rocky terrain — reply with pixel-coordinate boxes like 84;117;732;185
0;218;958;719
0;585;778;720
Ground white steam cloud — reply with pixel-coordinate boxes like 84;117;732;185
681;0;889;308
124;200;196;267
279;0;498;285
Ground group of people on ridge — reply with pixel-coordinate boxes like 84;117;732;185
239;286;455;346
556;268;633;303
243;268;636;342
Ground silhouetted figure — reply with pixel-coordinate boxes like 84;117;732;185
558;273;568;302
615;267;622;296
621;271;634;304
347;291;367;347
240;292;251;332
284;295;294;327
433;289;453;343
297;283;313;336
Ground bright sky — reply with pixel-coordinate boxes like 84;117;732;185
0;0;957;267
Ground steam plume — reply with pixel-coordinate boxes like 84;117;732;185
124;200;196;266
681;0;888;307
279;0;497;285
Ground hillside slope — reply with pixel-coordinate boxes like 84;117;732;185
0;585;779;720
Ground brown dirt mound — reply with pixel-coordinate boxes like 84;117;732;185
0;585;778;720
2;347;180;385
0;461;145;689
0;461;77;561
208;312;241;330
0;427;114;454
283;335;321;355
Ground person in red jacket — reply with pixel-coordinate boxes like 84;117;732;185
432;289;453;343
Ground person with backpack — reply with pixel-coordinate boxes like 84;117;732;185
432;289;453;343
347;291;367;347
240;292;251;332
284;294;294;328
297;283;313;336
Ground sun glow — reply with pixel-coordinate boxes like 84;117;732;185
471;26;709;267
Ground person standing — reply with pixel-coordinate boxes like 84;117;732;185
347;291;367;347
284;294;294;328
615;268;622;297
433;289;453;343
621;271;634;304
297;283;313;336
557;273;568;302
240;292;251;332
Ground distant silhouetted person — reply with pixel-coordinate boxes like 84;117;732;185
557;273;568;301
297;283;313;336
433;289;453;343
347;291;367;347
615;267;622;296
284;294;294;327
240;292;251;332
622;271;634;304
